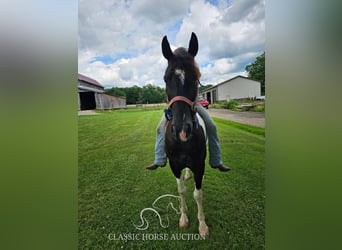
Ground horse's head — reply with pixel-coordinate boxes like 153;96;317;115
162;32;201;142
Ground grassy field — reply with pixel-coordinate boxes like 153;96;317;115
79;108;265;249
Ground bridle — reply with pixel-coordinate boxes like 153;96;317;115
167;96;196;111
166;79;200;112
164;80;200;128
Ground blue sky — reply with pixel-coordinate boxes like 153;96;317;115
205;0;221;6
89;51;139;65
78;0;265;88
164;18;183;44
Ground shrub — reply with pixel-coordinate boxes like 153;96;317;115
209;103;223;109
224;100;239;110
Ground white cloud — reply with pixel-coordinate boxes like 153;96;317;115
130;0;188;23
78;0;265;88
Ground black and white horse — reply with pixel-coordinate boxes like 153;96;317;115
162;32;209;238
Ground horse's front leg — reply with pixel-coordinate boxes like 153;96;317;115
176;174;189;228
194;167;209;238
194;188;209;238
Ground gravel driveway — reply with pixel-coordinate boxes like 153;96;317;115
208;109;265;128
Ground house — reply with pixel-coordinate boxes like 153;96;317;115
78;73;126;110
200;75;261;103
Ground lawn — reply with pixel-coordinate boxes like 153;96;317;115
78;108;265;249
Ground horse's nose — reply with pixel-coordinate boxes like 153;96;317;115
179;123;192;142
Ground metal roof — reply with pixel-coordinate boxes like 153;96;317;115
78;73;103;88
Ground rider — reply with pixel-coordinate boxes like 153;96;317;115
146;99;231;172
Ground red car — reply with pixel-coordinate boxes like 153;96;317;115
199;97;209;109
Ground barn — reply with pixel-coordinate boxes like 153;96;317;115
78;73;126;110
200;75;261;103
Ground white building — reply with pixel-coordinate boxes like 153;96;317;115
200;76;261;103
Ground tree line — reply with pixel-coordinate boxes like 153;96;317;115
104;84;166;104
104;84;214;105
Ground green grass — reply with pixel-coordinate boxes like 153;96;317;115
213;118;265;137
79;109;265;249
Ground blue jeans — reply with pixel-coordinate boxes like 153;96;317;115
154;103;223;167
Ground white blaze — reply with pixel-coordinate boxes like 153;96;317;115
175;69;185;85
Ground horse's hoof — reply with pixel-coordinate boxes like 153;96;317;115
199;222;209;238
179;214;189;228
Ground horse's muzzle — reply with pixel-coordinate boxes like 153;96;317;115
171;123;192;142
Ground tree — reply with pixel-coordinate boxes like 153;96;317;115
141;84;165;104
104;84;166;104
245;52;265;95
104;87;126;97
199;84;213;93
125;85;142;104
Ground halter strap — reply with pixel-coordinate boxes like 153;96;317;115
167;96;195;110
166;80;199;110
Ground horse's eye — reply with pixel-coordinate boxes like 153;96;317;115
164;74;173;83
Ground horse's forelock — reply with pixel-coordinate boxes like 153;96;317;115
166;48;201;83
173;47;188;56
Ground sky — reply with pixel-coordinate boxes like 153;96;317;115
78;0;265;89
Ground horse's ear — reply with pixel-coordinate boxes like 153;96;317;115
162;35;173;60
188;32;198;57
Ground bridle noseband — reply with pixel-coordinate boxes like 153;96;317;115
165;95;199;130
166;79;200;112
167;96;196;111
164;80;199;130
164;95;196;122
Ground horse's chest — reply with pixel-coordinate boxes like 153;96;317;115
166;137;196;157
165;145;191;166
165;140;190;154
165;122;205;167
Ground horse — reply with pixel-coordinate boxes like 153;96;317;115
161;32;209;238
